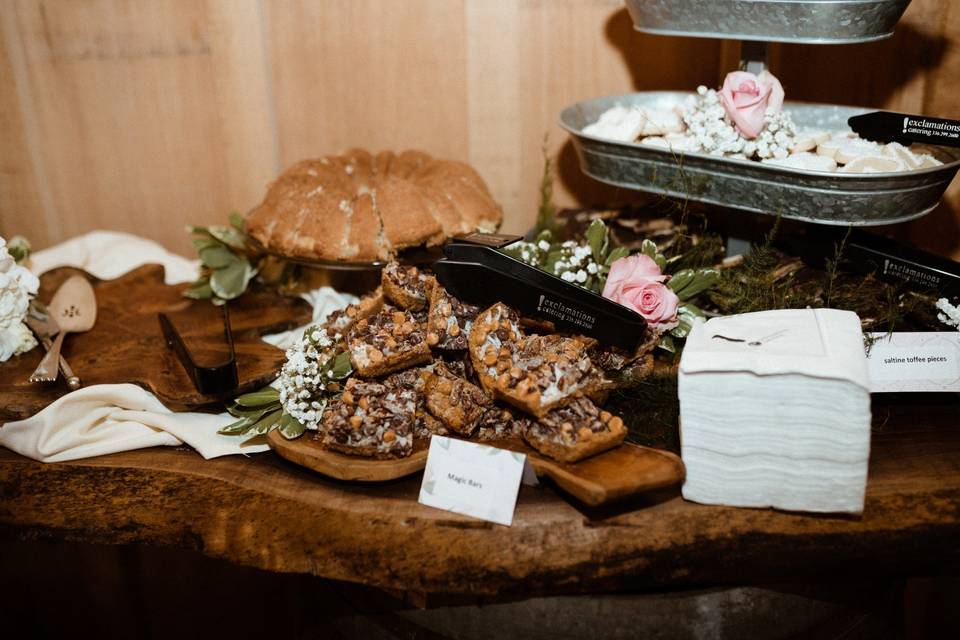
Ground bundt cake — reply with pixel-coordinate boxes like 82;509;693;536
245;149;503;262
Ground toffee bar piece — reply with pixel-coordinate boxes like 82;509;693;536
474;406;533;442
387;367;447;440
347;309;432;377
319;377;416;459
422;364;492;436
523;397;626;463
325;288;385;335
381;261;433;310
497;333;600;418
426;277;480;351
467;302;522;395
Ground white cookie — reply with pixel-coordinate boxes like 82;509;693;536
838;155;906;173
583;106;647;142
834;139;882;165
762;152;837;172
790;130;831;153
816;132;858;159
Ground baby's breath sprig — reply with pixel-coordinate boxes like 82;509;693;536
218;325;353;441
503;220;628;294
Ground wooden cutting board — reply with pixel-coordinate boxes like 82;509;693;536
0;265;312;420
268;431;684;506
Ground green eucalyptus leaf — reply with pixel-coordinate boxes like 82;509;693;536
667;269;695;293
640;239;658;259
586;219;607;263
679;301;704;319
186;224;212;237
604;246;630;266
218;416;256;435
210;259;254;300
670;315;693;339
658;334;676;353
655;254;667;272
207;224;247;250
676;269;720;301
227;404;276;421
246;409;283;435
191;236;220;252
329;351;354;379
183;279;213;300
278;413;307;439
229;211;246;232
535;229;553;245
199;245;238;269
234;386;280;407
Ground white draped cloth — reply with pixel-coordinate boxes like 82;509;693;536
0;231;354;462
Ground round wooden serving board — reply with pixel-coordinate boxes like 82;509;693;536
268;431;684;506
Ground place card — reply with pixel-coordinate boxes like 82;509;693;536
866;332;960;392
418;436;526;526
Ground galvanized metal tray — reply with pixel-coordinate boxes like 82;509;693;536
560;92;960;226
624;0;912;44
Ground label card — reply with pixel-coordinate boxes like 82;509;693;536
418;436;526;526
866;332;960;392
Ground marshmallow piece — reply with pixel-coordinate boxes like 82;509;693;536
678;309;871;514
583;106;647;142
762;152;837;172
839;155;906;173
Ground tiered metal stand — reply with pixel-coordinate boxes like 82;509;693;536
561;0;960;226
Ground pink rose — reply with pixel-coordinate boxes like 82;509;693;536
719;70;785;139
602;254;679;332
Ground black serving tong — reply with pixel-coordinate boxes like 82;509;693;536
432;233;647;352
848;111;960;148
159;304;239;396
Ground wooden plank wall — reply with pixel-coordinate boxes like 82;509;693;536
1;0;958;258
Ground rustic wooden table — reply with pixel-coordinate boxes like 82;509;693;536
1;394;958;597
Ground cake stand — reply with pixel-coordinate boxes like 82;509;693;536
560;0;960;226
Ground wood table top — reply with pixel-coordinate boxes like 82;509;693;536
1;394;958;596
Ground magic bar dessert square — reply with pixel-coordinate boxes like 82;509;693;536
522;397;626;463
468;303;523;395
425;279;480;351
347;309;432;377
319;377;417;459
474;406;532;442
422;363;492;436
495;333;601;418
381;261;433;310
324;287;385;335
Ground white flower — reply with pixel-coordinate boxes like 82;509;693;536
575;269;587;283
587;263;598;275
0;322;36;361
0;236;39;362
936;298;960;330
537;240;550;251
560;271;576;282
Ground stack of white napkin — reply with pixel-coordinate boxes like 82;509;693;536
678;309;871;514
